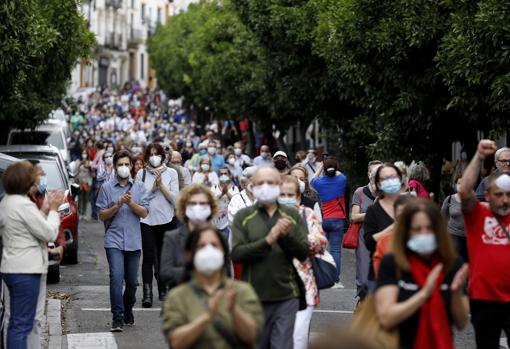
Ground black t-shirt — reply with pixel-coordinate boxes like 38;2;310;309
376;254;464;349
301;195;316;210
363;201;394;279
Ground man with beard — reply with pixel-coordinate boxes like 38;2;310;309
476;146;510;201
459;139;510;349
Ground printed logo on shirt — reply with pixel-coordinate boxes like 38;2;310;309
482;217;510;245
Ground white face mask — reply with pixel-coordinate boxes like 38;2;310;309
407;233;437;255
149;155;162;168
105;157;113;166
207;147;216;155
298;180;306;194
228;158;236;166
117;165;130;179
186;204;211;223
194;244;224;275
234;148;242;156
252;184;280;204
201;163;210;172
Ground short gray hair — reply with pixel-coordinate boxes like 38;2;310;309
495;147;510;160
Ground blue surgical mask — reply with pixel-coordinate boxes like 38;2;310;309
407;233;437;255
380;178;401;196
219;175;230;183
199;149;207;156
278;197;297;207
38;175;48;193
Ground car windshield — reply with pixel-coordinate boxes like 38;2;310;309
10;130;64;150
40;160;66;191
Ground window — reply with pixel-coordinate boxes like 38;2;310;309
140;53;145;79
157;7;162;24
141;3;146;21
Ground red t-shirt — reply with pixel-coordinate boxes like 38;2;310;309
464;202;510;302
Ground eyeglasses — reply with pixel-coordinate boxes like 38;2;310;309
497;159;510;165
380;175;399;181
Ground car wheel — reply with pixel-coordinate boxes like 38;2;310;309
47;264;60;284
66;240;78;265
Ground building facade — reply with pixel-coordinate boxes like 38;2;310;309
70;0;171;93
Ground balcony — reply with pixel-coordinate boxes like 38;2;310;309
128;28;145;48
103;32;123;51
105;0;122;10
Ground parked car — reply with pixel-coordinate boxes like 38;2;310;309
0;146;80;267
47;108;70;138
7;123;70;163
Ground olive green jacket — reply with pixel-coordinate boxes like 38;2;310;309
231;203;309;302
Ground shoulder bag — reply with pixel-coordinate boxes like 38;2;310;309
351;294;399;349
342;190;363;249
301;209;337;289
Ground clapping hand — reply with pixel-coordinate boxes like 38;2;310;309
208;290;224;320
152;170;162;191
451;264;469;294
422;264;443;298
47;191;65;212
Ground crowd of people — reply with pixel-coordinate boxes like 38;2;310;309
1;85;509;349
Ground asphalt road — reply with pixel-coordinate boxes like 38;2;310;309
49;219;486;349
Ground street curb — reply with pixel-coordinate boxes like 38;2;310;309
46;299;62;349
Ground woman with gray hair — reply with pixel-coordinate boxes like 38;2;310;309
407;161;431;199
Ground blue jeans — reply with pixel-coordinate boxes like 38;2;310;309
3;273;41;349
322;218;345;282
105;248;141;321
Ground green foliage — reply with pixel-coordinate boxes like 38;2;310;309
149;1;270;124
0;0;94;130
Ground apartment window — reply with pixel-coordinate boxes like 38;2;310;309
157;8;162;24
141;3;146;21
140;53;145;79
131;0;134;8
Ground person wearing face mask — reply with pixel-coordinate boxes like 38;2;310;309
272;151;290;175
136;143;180;307
163;224;263;349
233;141;252;168
253;145;272;166
226;153;243;183
211;168;239;244
205;141;226;173
188;143;208;172
77;151;93;219
192;157;219;187
311;156;348;288
363;163;403;291
159;184;219;291
350;160;383;301
278;175;328;349
475;146;510;201
441;174;467;262
232;166;309;349
96;150;150;332
459;140;510;349
372;194;417;276
303;149;320;182
171;151;192;186
374;199;469;349
90;142;106;221
289;165;322;221
0;161;64;349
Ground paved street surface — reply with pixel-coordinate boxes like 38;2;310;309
49;219;485;349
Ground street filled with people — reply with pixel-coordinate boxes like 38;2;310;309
1;85;510;349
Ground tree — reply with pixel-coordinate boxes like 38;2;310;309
149;1;270;126
0;0;94;132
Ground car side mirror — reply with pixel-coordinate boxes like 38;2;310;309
70;183;80;199
67;160;79;178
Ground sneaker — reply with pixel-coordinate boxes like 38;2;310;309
123;311;134;326
331;281;345;289
110;319;124;332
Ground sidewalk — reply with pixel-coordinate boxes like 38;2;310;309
44;296;63;349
